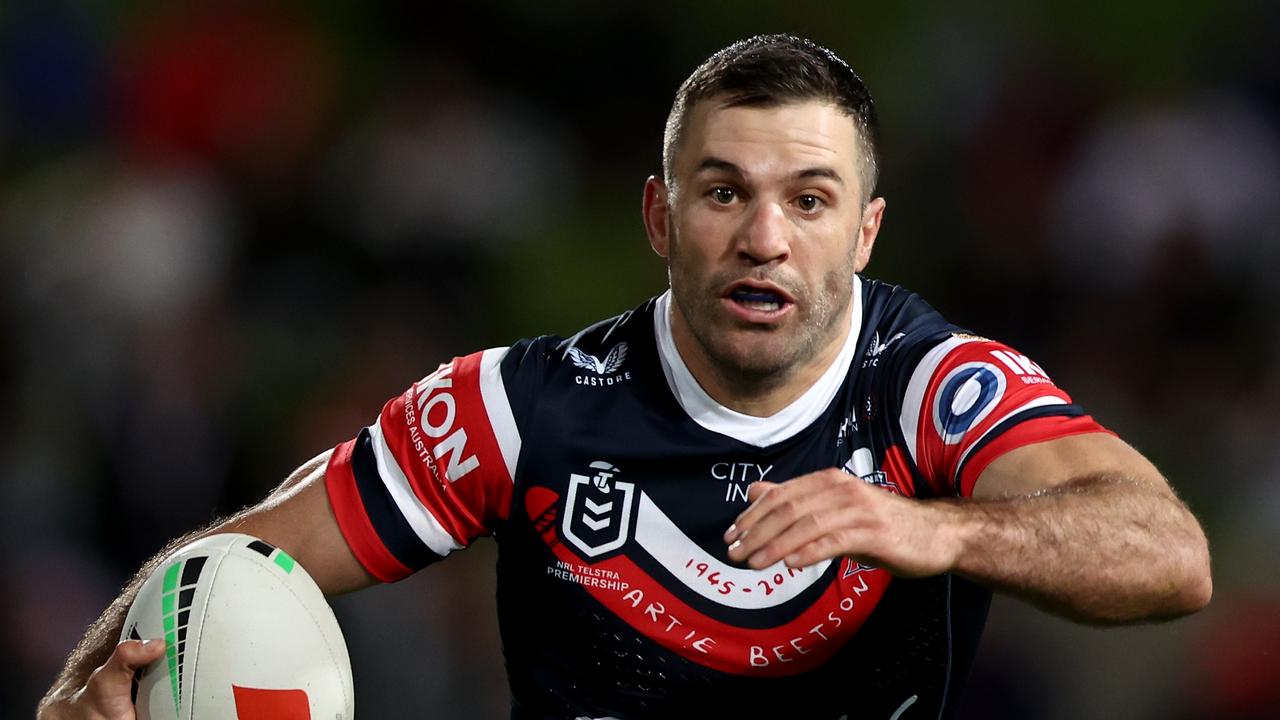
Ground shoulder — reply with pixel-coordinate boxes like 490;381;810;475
856;277;963;379
860;277;953;333
857;278;1100;496
555;298;658;367
858;275;1037;399
497;296;660;409
857;276;1044;387
500;297;658;376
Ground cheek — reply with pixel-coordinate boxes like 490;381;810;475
852;237;871;272
820;240;858;293
824;268;847;298
681;204;735;249
671;221;720;271
667;223;706;285
806;227;857;274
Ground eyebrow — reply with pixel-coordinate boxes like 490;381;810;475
693;156;845;186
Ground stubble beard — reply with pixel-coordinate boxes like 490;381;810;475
666;222;856;394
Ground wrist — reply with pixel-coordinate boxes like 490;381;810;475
928;499;982;576
37;684;72;720
35;700;66;720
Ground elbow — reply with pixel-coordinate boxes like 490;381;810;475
1179;537;1214;614
1161;573;1212;621
1152;495;1214;618
1101;553;1211;625
1116;525;1213;623
1165;528;1213;617
1185;572;1213;613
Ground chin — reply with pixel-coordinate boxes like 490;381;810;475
707;334;795;379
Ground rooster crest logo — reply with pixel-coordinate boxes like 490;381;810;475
568;343;628;375
868;331;906;357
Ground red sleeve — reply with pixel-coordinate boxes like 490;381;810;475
897;336;1109;498
323;347;521;582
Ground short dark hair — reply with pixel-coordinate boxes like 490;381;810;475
663;34;881;202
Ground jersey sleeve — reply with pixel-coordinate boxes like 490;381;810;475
896;335;1109;498
324;347;524;582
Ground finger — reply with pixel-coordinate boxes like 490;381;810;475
784;532;877;569
723;481;778;543
728;481;848;564
745;480;775;503
730;470;837;538
744;506;871;569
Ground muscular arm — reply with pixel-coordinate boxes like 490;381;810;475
38;451;374;719
724;433;1212;624
945;433;1211;622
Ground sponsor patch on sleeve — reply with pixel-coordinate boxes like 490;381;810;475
898;337;1104;496
324;347;523;581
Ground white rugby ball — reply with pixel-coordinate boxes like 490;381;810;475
121;533;354;720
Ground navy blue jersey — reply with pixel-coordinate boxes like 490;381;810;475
326;277;1104;719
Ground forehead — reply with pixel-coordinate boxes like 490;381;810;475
678;99;861;181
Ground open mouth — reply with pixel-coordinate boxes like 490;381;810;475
729;287;786;312
723;282;795;320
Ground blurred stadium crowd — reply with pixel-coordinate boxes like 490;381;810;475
2;2;1278;718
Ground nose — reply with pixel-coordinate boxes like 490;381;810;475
737;199;791;265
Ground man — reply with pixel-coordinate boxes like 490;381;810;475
40;34;1211;719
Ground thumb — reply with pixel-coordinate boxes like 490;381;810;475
96;639;165;688
66;639;165;720
112;638;166;673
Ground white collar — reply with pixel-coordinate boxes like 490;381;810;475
653;275;863;447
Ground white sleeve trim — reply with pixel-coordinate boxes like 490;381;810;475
478;347;521;482
898;335;977;465
369;418;464;556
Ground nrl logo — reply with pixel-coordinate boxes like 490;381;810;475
568;343;633;387
562;460;636;558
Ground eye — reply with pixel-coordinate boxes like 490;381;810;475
710;186;736;205
795;194;824;213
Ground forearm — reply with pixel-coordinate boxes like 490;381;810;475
941;474;1212;624
39;453;331;715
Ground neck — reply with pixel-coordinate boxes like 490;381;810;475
667;297;854;418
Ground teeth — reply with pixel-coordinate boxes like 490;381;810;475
730;287;785;310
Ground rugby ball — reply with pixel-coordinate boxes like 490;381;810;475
120;533;354;719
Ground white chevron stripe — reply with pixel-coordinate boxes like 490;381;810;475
369;419;463;556
899;336;976;465
479;347;521;482
633;492;830;610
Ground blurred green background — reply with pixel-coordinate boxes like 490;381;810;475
3;1;1278;717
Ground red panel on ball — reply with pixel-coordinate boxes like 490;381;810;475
232;686;311;720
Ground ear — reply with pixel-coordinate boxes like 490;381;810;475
853;197;886;272
643;175;671;258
